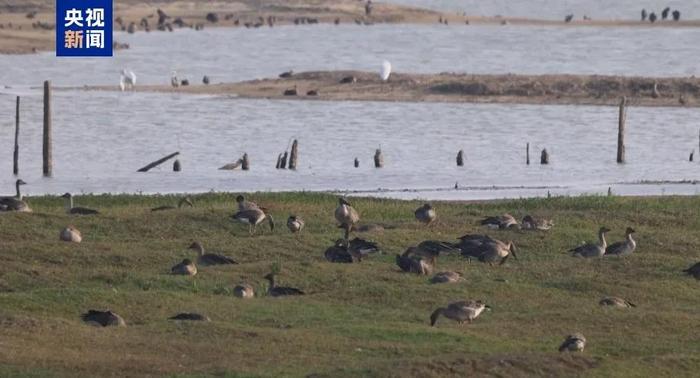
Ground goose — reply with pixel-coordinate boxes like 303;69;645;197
119;69;136;91
169;313;210;321
283;86;298;96
569;227;610;258
335;197;360;239
81;310;126;327
62;193;99;215
287;215;304;233
521;215;553;231
231;207;275;235
59;226;82;243
682;262;700;279
151;196;193;211
188;241;237;266
599;297;635;308
414;203;436;225
605;227;636;256
475;239;517;265
339;75;357;84
0;179;31;212
324;240;356;263
396;248;437;275
348;237;380;257
171;258;197;275
480;214;518;229
264;272;305;297
455;234;496;257
236;195;259;211
410;240;456;258
233;283;255;298
559;333;586;352
430;271;463;284
430;300;489;326
171;71;180;87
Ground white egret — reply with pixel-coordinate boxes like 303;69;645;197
380;60;391;81
119;69;136;91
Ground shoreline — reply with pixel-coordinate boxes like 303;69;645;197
2;0;700;54
84;71;700;108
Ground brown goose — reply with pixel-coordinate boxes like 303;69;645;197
59;226;82;243
264;273;305;297
599;297;635;308
287;215;304;233
188;241;237;266
605;227;636;256
324;239;357;263
233;283;255;298
682;262;700;279
0;179;31;212
171;258;197;275
236;195;259;212
569;227;610;258
559;333;586;352
414;203;436;225
521;215;554;231
430;300;490;326
62;193;99;215
480;213;518;229
476;239;518;265
151;196;193;211
396;247;437;275
430;271;463;284
231;207;275;235
81;310;126;327
335;197;360;239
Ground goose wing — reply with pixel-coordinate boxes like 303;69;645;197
605;241;626;255
349;237;380;255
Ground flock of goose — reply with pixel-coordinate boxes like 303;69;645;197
1;179;698;352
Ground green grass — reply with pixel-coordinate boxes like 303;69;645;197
0;193;698;377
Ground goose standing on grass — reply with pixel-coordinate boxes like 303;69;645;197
81;310;126;327
264;272;305;297
430;300;490;326
599;297;635;308
119;69;136;91
569;227;610;258
682;262;700;279
287;215;304;233
415;203;436;225
62;193;99;215
605;227;636;256
480;213;518;229
0;179;31;212
335;197;360;240
559;333;586;352
521;215;554;231
234;283;255;298
188;241;238;266
231;207;274;235
171;258;197;275
59;226;82;243
430;271;463;284
236;195;259;211
151;196;193;212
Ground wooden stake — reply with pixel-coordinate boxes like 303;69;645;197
137;151;180;172
289;139;298;170
242;153;249;170
374;148;383;168
42;81;52;177
173;159;181;172
456;150;464;166
354;157;359;168
280;151;288;169
276;153;282;169
617;97;626;163
540;148;549;164
689;151;694;162
526;143;530;165
13;96;19;175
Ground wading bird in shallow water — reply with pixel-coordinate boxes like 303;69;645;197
569;227;610;258
430;300;490;326
0;179;31;212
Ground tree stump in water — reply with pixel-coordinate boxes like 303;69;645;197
526;143;530;165
456;150;464;166
540;149;549;165
374;149;383;168
280;151;288;169
690;151;694;162
242;153;250;170
276;153;283;169
617;97;626;163
289;139;298;170
173;159;181;172
354;157;359;168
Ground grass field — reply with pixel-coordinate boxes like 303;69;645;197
0;193;698;377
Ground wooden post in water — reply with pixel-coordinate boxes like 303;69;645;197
354;157;359;168
690;151;694;162
540;148;549;164
617;97;626;164
456;150;464;166
374;148;383;168
280;151;288;169
526;143;530;165
43;80;52;177
289;139;298;170
242;153;250;170
13;96;19;175
137;152;180;172
276;153;283;169
173;159;181;172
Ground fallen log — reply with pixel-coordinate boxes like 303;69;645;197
137;151;180;172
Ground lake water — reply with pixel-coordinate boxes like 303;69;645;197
0;24;698;200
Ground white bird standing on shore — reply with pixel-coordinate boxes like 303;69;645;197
380;60;391;81
119;69;136;91
171;71;180;87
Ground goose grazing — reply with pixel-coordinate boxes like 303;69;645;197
119;69;136;91
171;71;180;87
0;179;31;212
169;313;210;321
171;258;197;275
287;215;304;233
455;234;496;258
62;193;99;215
264;272;305;297
430;300;490;326
415;240;458;256
521;215;553;231
414;203;436;225
380;60;391;81
605;227;636;256
233;283;255;298
335;197;360;240
151;196;193;212
430;271;463;284
569;227;610;258
476;239;518;265
188;241;238;266
599;297;635;308
231;207;275;235
396;247;437;275
480;214;518;229
81;310;126;327
682;262;700;279
59;226;82;243
236;195;259;212
559;333;586;352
